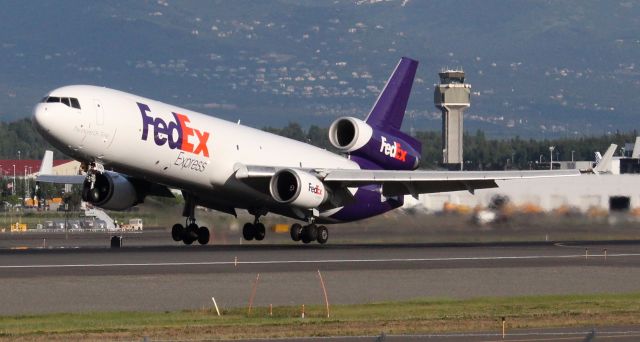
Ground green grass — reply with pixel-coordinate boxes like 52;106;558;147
1;293;640;340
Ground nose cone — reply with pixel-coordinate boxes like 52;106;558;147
32;103;50;134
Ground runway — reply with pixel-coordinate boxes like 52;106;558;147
1;241;640;315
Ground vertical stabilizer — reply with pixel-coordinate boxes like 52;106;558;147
594;144;617;174
631;137;640;158
38;150;54;175
364;57;418;131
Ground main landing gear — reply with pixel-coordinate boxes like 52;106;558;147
172;193;210;245
242;208;267;241
172;219;210;245
290;223;328;244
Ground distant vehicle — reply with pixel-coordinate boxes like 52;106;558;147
82;219;95;229
121;218;143;231
95;220;107;230
68;220;82;231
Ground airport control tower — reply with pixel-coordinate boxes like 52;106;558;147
434;69;471;169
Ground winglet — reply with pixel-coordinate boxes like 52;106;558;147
38;150;54;175
593;144;617;174
364;57;418;131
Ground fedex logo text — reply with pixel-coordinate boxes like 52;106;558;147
308;183;323;196
138;103;210;157
379;136;407;162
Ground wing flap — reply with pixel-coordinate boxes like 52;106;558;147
382;179;498;197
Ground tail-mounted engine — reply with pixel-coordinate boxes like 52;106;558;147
269;169;328;209
328;117;421;170
82;171;140;211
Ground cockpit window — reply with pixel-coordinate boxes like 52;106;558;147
41;96;81;109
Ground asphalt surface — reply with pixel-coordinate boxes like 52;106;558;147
1;238;640;316
233;328;640;341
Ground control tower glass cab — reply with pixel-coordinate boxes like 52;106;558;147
434;69;471;169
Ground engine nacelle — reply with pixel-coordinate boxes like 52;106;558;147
82;171;140;211
328;116;421;170
328;117;373;153
269;169;328;209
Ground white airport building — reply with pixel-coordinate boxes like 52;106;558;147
407;143;640;213
410;174;640;213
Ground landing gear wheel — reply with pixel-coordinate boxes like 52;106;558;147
304;224;318;242
290;223;302;242
301;225;317;244
254;223;266;241
183;223;198;245
171;224;184;242
317;225;328;244
197;226;210;245
243;223;255;241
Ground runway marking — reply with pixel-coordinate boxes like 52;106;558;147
1;253;640;269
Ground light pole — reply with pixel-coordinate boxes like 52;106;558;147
12;164;15;195
24;166;28;198
549;146;555;170
571;150;575;162
17;150;20;160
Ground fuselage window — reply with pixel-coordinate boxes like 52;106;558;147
70;98;81;109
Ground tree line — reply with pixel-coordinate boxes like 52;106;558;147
1;118;637;171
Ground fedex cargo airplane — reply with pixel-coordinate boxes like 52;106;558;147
33;57;577;245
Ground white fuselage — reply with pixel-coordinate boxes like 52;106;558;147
33;85;359;220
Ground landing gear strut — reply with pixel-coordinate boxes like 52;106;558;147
290;222;328;244
172;193;210;245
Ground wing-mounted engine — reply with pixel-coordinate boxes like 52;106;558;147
329;117;421;170
269;169;328;209
82;171;141;211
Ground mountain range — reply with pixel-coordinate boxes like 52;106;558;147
1;0;639;138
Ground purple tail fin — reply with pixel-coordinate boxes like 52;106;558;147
365;57;418;131
364;57;421;155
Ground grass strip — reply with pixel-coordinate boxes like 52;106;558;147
1;293;639;341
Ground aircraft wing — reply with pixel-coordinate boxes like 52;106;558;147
35;150;86;184
235;164;580;197
319;169;580;197
36;174;86;184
